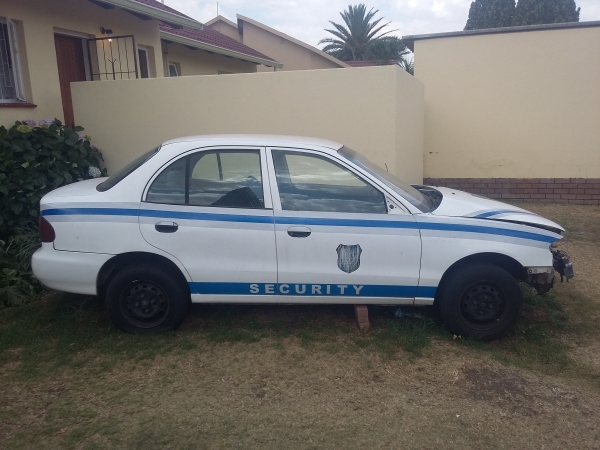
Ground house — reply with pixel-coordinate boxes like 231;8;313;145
205;15;349;72
0;0;280;127
158;22;281;78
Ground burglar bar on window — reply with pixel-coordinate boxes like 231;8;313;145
87;35;139;81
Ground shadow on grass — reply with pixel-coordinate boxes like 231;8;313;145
456;285;600;387
1;284;598;385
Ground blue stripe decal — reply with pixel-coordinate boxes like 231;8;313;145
415;286;437;298
138;209;273;224
417;221;556;243
473;209;528;219
43;207;141;217
274;216;416;229
40;207;557;243
42;208;273;224
189;282;437;299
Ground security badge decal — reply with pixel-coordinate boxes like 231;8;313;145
336;244;362;274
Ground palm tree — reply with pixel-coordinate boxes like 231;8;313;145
319;4;394;61
398;56;414;75
365;36;410;66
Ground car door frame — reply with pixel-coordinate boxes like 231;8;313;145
141;145;274;208
265;146;414;214
139;145;283;303
265;145;424;305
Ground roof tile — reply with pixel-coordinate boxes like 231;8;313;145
159;22;279;63
132;0;193;19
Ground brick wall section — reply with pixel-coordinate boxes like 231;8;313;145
422;178;600;205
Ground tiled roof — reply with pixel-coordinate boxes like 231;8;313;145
159;22;279;63
132;0;193;19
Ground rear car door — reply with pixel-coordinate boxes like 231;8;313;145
267;147;423;303
139;147;277;301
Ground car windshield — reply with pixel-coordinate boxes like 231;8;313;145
338;146;432;212
96;147;160;192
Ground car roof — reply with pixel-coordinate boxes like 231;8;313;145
161;134;344;150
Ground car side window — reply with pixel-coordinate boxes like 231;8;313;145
147;150;264;209
189;151;264;208
145;157;186;205
272;150;387;214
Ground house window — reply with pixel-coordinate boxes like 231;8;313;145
138;47;150;79
0;17;25;102
168;62;180;77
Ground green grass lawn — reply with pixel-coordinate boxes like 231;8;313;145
1;203;599;449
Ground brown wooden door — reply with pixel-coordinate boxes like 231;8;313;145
54;34;87;127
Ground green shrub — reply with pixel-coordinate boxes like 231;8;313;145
0;119;108;307
0;119;107;240
0;226;42;307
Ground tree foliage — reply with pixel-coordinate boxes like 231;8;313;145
365;36;410;65
0;119;107;239
464;0;580;29
512;0;580;26
399;58;414;76
319;4;394;61
319;5;413;74
0;119;107;307
465;0;515;30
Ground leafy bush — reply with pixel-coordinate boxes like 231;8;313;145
0;119;107;240
0;119;107;307
0;226;42;307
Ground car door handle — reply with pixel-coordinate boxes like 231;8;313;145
155;221;178;233
287;226;311;238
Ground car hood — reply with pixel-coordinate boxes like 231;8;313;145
429;187;564;232
42;178;106;200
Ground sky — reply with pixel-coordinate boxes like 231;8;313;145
162;0;600;48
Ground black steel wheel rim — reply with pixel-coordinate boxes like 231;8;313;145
119;279;170;328
459;282;506;328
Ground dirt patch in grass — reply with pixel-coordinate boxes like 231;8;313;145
1;203;600;448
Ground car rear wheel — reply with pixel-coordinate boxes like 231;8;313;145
106;265;190;333
438;263;523;341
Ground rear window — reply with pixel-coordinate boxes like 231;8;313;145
96;147;159;192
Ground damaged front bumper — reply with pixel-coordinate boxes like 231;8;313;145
525;250;575;295
552;249;574;281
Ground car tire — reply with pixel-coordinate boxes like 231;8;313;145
438;263;523;341
105;265;190;333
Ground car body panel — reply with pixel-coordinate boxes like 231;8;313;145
415;214;559;290
32;134;564;306
265;146;424;302
31;243;113;295
430;187;564;231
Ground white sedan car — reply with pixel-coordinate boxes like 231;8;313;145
32;135;573;340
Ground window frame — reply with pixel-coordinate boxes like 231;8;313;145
142;146;273;210
138;46;151;79
0;17;26;103
266;147;390;215
168;61;180;77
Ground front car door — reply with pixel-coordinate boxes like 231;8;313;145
266;147;423;304
139;147;278;302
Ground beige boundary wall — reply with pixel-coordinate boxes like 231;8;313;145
412;24;600;180
72;65;425;183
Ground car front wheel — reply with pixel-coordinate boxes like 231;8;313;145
106;265;190;333
438;263;523;341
